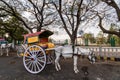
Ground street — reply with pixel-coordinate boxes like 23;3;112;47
0;53;120;80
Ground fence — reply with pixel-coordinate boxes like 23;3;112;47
81;46;120;61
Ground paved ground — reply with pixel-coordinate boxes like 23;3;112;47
0;53;120;80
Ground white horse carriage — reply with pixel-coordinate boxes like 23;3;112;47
0;38;11;56
21;30;95;74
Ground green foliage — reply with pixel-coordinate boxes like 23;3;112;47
64;39;68;45
107;25;115;43
107;24;120;46
0;16;28;41
112;36;120;46
83;33;95;43
96;31;107;44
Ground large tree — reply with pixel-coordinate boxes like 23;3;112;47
0;0;56;33
52;0;98;52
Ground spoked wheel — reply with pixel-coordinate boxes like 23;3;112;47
23;45;46;74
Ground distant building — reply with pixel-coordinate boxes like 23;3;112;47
76;36;84;45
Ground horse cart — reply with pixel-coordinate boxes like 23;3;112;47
22;30;55;74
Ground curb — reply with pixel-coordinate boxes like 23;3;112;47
80;55;120;61
95;56;120;61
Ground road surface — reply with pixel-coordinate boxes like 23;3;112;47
0;54;120;80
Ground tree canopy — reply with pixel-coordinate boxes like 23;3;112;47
0;0;56;33
0;0;120;44
0;16;28;41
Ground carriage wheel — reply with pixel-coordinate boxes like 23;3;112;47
23;45;46;74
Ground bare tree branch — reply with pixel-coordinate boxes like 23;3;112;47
101;0;120;21
0;0;32;33
97;12;120;37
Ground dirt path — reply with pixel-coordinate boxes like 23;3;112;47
0;55;120;80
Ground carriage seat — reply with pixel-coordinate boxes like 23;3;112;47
38;42;55;49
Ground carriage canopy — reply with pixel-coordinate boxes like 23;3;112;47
23;30;53;44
